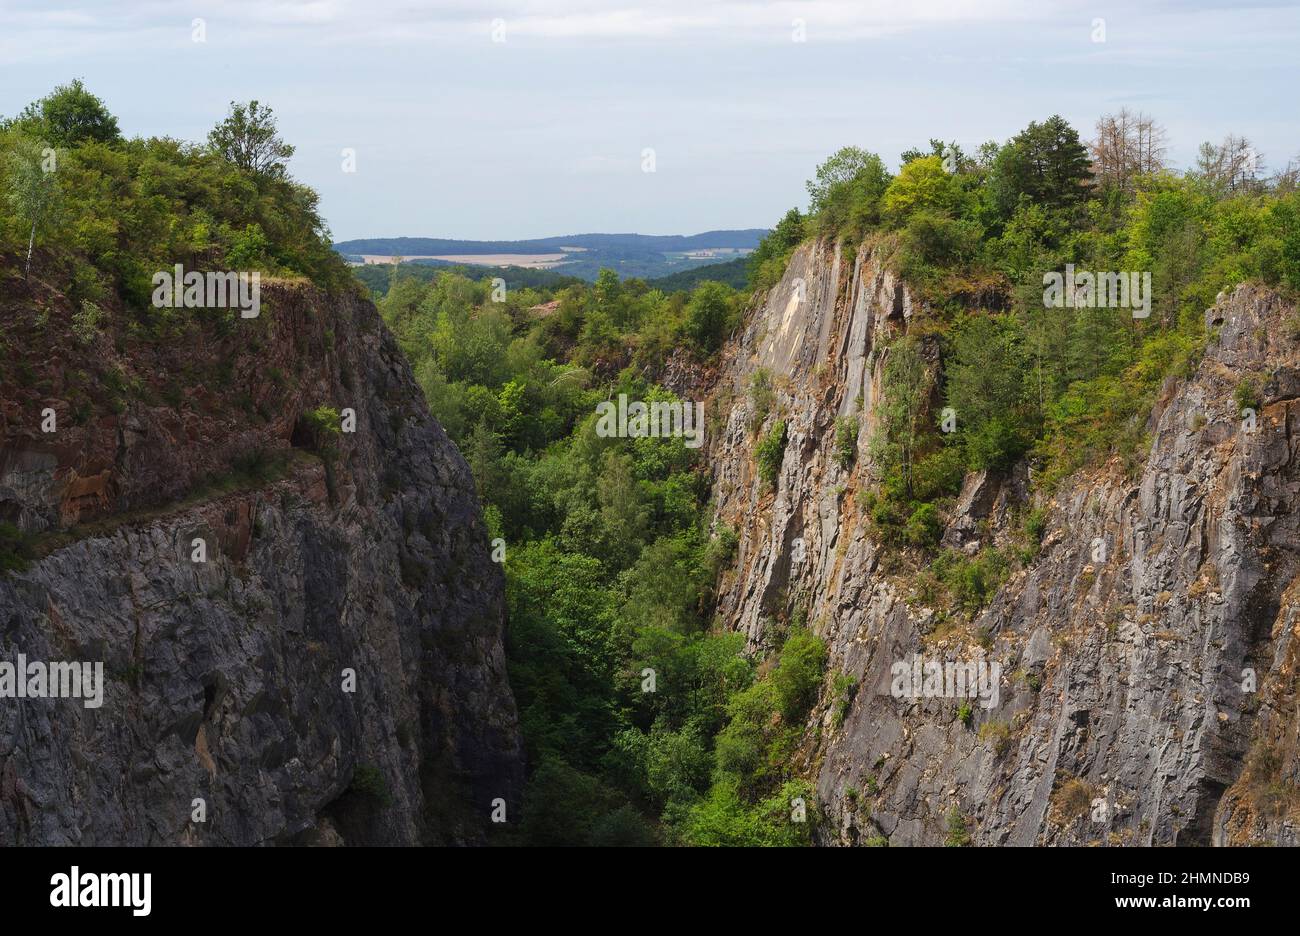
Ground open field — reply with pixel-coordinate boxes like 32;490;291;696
358;253;570;268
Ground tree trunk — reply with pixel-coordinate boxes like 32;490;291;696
25;219;35;279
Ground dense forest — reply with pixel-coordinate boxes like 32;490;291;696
4;82;1298;845
375;266;820;845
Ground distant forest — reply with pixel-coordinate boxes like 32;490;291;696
354;256;750;298
353;262;583;298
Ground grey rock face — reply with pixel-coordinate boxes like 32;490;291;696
0;290;522;845
705;240;1299;846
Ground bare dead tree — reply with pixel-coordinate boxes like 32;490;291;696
1133;113;1168;175
1089;108;1167;194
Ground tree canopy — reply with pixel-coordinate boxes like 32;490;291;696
9;79;121;147
207;100;295;178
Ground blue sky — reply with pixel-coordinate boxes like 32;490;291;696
2;1;1297;241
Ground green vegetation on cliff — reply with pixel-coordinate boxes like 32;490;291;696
0;81;351;312
746;114;1300;550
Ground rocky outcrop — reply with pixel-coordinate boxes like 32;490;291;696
705;239;1300;846
0;282;522;845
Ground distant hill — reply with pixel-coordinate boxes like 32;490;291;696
334;230;767;282
334;230;766;256
647;256;751;292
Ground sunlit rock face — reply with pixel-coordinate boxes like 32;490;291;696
702;239;1299;846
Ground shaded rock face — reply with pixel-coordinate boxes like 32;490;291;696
705;239;1300;846
0;285;522;845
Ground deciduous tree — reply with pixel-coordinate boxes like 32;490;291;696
208;100;295;177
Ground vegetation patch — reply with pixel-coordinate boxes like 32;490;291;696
755;419;788;487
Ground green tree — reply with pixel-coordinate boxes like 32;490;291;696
870;338;929;498
595;450;651;569
945;315;1032;471
301;405;342;453
12;79;120;146
990;116;1092;218
683;280;736;354
496;379;527;443
593;268;636;328
1273;196;1300;291
208;100;295;177
883;155;960;221
755;419;788;487
807;147;884;213
4;139;63;277
806;147;891;237
770;628;826;722
747;207;805;290
901;138;970;171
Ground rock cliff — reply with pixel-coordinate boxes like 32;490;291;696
703;239;1299;846
0;280;522;845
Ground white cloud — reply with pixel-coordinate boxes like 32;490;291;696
0;0;1065;62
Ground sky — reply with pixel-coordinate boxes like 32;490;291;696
1;1;1297;241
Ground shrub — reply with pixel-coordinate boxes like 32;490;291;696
747;208;806;293
921;547;1010;615
680;778;817;847
1022;506;1048;542
834;416;859;468
939;548;1008;615
944;806;972;846
747;368;774;433
831;673;858;727
231;447;284;483
348;764;392;806
0;522;35;574
300;404;342;452
912;446;966;501
71;300;103;345
897;210;981;274
1052;777;1096;824
755;419;788;487
1234;377;1262;415
977;719;1013;756
588;804;657;847
904;502;943;548
771;628;827;722
1242;739;1299;819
